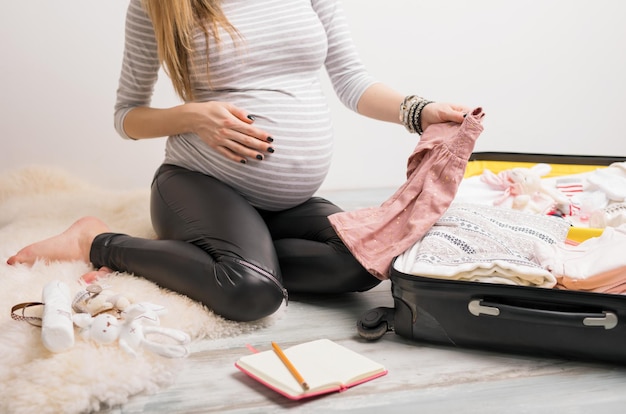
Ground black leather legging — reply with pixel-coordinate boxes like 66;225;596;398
89;164;380;322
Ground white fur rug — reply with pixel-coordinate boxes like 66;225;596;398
0;166;280;414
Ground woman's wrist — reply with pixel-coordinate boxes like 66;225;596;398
399;95;434;135
178;103;204;136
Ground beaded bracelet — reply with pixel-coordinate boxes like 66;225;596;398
399;95;419;133
413;99;434;135
399;95;434;135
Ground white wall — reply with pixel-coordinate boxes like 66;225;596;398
2;0;625;191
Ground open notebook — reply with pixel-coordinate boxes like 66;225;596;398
235;339;387;400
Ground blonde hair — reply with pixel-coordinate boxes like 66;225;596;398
141;0;238;101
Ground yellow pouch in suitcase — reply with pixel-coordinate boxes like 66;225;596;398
464;160;604;180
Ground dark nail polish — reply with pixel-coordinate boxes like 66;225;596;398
266;136;274;143
240;159;247;164
256;154;263;160
267;147;275;153
247;115;256;121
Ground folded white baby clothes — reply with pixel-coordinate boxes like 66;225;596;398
394;203;570;288
587;166;626;202
534;224;626;279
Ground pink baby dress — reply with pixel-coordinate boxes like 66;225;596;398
329;107;485;279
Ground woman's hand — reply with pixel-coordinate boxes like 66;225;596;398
185;101;274;164
420;102;471;132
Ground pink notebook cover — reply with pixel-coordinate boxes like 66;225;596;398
235;362;388;400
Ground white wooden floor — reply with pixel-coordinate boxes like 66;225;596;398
102;188;626;414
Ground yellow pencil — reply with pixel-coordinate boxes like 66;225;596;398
271;341;310;391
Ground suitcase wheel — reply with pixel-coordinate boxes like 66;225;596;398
357;307;394;341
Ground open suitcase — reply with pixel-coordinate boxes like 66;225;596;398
357;152;626;365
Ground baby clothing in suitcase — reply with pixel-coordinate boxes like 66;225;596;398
356;152;626;364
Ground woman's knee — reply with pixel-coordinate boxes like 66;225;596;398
201;256;286;322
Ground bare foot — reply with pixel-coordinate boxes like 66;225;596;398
81;266;113;284
7;216;110;265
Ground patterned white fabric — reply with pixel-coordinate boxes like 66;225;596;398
393;203;570;287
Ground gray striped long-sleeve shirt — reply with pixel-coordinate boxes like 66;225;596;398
115;0;377;210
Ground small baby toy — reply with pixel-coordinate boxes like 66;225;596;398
481;163;570;214
118;302;191;358
72;283;131;317
73;302;190;358
73;312;120;344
